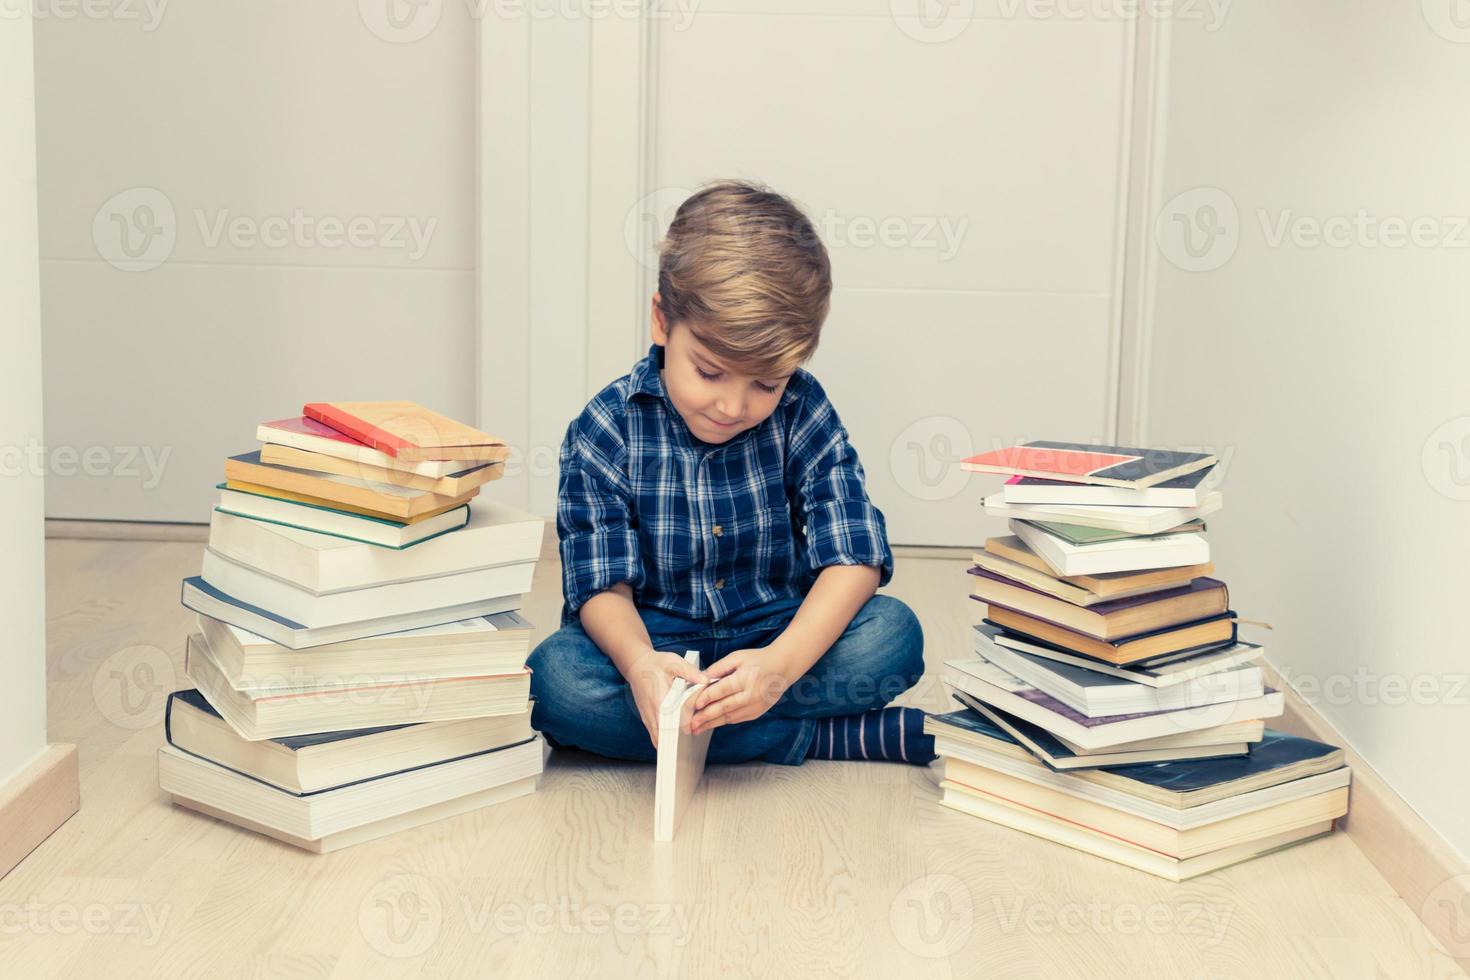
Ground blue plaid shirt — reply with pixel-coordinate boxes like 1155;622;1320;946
557;344;894;626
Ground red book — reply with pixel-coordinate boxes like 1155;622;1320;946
303;401;509;463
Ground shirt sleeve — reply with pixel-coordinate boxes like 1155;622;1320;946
556;414;645;616
787;383;895;588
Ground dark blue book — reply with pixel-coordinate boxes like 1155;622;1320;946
929;699;1344;807
928;695;1249;771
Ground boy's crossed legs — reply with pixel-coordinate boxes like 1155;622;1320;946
528;593;934;766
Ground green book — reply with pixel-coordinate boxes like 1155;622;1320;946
1023;518;1207;547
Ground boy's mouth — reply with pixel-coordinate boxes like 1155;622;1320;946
703;414;742;429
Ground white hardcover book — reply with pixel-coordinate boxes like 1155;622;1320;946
209;500;545;593
983;625;1264;689
654;650;711;843
942;656;1283;752
181;576;522;650
159;737;543;841
1011;519;1210;576
973;627;1263;718
1001;473;1211;508
200;549;534;628
984;492;1223;535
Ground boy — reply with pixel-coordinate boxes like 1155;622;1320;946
528;181;934;766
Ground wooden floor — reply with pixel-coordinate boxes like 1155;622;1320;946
1;537;1463;979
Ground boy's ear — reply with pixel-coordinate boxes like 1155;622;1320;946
650;293;670;346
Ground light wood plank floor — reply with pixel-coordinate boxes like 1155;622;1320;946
0;538;1463;979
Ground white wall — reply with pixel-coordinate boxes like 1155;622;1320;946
0;6;51;787
34;5;479;522
1144;2;1470;859
652;2;1134;547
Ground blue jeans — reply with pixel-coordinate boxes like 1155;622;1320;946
528;593;925;766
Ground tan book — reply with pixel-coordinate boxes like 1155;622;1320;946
983;536;1214;599
305;401;508;463
936;785;1334;882
969;569;1230;641
225;450;476;521
986;605;1237;666
943;763;1348;859
260;443;502;497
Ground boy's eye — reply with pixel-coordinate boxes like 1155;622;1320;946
696;364;782;393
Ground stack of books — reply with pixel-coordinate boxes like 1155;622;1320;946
158;400;547;852
925;440;1351;880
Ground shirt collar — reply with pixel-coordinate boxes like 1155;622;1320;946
626;343;666;403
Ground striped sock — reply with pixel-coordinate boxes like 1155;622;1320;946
804;707;936;765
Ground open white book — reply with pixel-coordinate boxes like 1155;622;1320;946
654;650;711;842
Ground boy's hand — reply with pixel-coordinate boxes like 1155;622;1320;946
625;648;707;747
689;646;795;735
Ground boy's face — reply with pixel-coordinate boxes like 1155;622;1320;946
651;297;792;445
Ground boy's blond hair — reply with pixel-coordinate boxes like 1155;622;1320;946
657;180;832;379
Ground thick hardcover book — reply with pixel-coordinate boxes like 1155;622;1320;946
962;441;1217;489
969;568;1229;641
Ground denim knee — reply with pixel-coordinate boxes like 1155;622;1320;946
862;594;926;690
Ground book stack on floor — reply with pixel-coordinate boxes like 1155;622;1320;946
158;401;548;852
925;440;1351;880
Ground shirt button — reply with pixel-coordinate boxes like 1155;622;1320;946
714;578;725;590
712;525;723;537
